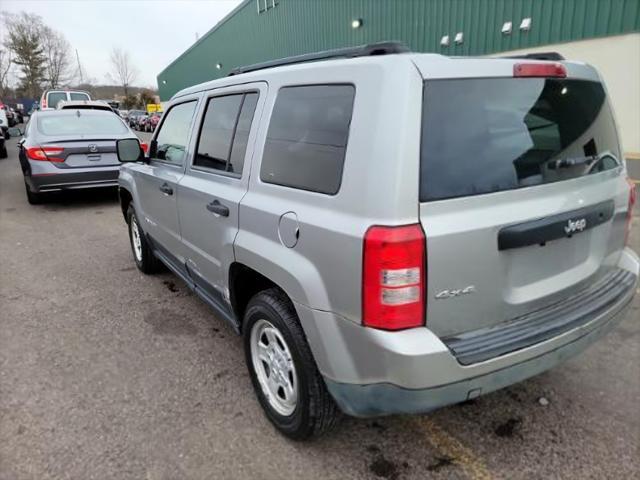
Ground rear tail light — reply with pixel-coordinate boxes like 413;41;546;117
41;98;47;109
25;146;64;162
513;62;566;78
625;178;637;246
140;142;148;154
363;224;426;330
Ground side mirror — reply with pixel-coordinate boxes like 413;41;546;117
116;138;143;162
8;127;23;137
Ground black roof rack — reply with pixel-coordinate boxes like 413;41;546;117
228;41;410;76
504;52;565;61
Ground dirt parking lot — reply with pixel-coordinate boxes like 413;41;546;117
1;133;639;480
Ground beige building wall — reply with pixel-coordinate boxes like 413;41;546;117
499;33;640;157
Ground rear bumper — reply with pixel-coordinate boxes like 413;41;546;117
296;248;639;417
27;165;120;192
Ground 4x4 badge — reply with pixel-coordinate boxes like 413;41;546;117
435;285;476;300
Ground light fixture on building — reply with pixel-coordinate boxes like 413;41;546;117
501;21;513;34
520;17;532;31
351;18;363;29
440;35;450;47
454;32;464;44
216;63;222;70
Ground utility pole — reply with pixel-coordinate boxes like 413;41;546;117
75;49;84;84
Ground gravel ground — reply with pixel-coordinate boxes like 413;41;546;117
1;132;639;480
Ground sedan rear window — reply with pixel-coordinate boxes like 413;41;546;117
37;114;128;136
420;78;621;202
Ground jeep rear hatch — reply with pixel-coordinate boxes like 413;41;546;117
419;69;632;338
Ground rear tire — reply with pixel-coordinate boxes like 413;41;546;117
243;288;341;440
0;144;7;159
24;182;43;205
127;204;161;274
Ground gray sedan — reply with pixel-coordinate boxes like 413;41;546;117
18;109;143;204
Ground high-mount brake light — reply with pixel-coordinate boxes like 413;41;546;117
363;224;426;331
513;62;567;78
26;146;64;162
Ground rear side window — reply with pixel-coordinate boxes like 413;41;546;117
420;79;621;202
47;92;66;109
194;92;258;175
152;101;197;166
70;92;90;101
260;85;355;195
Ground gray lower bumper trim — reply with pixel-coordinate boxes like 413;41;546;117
324;285;633;418
443;269;635;365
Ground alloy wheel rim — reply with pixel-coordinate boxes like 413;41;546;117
131;217;143;261
250;319;298;416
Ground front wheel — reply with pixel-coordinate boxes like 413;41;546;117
127;204;161;274
243;288;341;440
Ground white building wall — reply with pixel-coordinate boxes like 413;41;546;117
499;33;640;157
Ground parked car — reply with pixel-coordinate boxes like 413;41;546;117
145;112;162;132
18;109;144;204
115;43;639;440
0;107;7;158
0;107;8;142
1;103;16;127
57;100;114;112
39;89;91;110
126;110;146;129
135;112;150;131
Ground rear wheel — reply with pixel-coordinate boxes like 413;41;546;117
243;288;341;440
127;204;161;274
24;182;43;205
0;144;7;159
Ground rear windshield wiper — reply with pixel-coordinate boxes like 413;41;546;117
547;155;598;170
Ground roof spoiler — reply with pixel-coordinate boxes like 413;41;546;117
503;52;565;61
228;41;410;76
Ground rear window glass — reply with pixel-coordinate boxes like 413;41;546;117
420;79;621;202
70;92;90;101
47;92;67;109
260;84;355;195
38;114;128;136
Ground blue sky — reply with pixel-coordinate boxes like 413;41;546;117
2;0;242;88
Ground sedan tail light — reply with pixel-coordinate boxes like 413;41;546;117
625;178;637;246
140;142;148;154
363;224;426;330
26;146;65;162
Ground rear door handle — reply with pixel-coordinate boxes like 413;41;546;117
159;183;173;195
206;199;229;217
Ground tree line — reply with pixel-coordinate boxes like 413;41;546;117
0;11;155;109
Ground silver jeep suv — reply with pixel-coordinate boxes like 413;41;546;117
116;43;638;439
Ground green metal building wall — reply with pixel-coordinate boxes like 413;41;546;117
158;0;640;99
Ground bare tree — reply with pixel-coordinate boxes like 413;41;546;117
41;25;72;88
109;47;138;98
0;48;13;97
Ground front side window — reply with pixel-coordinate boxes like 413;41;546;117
153;101;197;166
260;85;355;195
194;92;258;175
